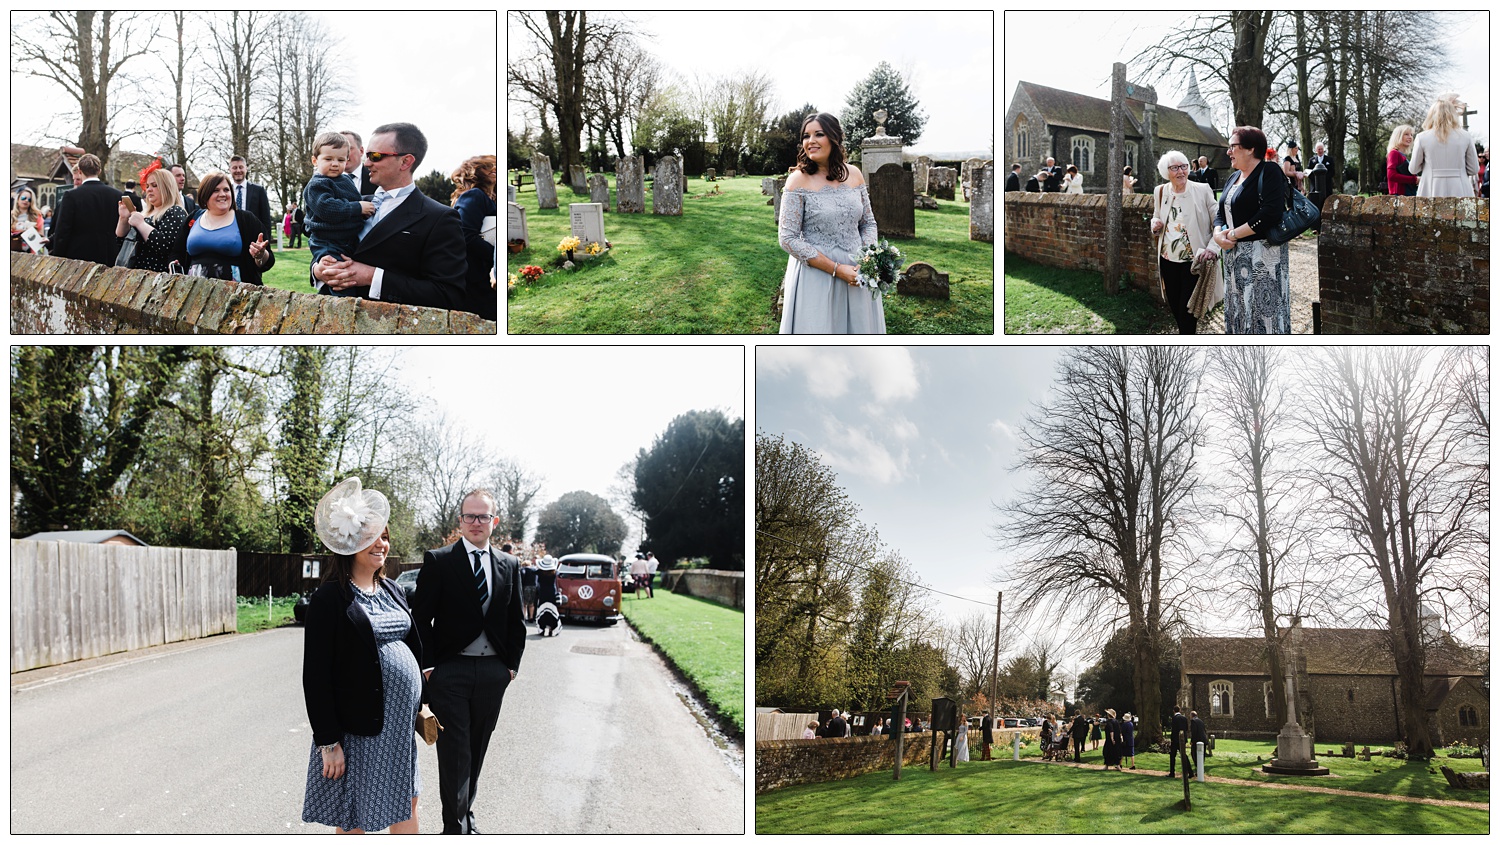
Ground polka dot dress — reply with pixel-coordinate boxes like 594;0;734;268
302;586;422;831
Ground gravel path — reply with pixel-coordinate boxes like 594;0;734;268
1176;235;1318;335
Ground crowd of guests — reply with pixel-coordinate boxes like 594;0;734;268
11;124;499;320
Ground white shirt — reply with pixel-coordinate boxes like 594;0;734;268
362;183;418;300
458;538;497;657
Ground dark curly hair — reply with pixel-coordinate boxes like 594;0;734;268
796;112;849;183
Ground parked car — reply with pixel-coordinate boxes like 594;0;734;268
555;553;624;623
395;568;421;602
1002;717;1025;729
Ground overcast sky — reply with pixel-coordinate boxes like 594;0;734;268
508;11;994;156
10;11;497;185
1004;10;1490;148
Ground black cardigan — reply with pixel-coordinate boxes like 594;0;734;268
1215;159;1288;242
301;577;424;748
186;207;276;285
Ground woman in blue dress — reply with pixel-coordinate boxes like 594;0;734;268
777;112;884;334
185;170;274;284
302;478;424;833
451;154;498;321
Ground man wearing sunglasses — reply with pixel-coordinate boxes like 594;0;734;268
312;121;468;313
412;489;526;834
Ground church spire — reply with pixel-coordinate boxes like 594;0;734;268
1177;68;1214;129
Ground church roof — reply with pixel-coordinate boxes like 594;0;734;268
1013;81;1227;148
1182;628;1485;678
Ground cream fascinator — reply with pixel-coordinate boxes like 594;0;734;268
314;477;391;555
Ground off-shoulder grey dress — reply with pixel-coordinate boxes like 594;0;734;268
778;185;885;334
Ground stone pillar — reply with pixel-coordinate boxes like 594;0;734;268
615;156;645;213
1104;63;1125;294
531;154;557;210
1141;103;1158;194
969;162;994;242
588;173;611;211
653;156;683;216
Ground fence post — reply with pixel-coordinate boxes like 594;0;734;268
1196;741;1205;782
1013;731;1021;761
267;586;273;625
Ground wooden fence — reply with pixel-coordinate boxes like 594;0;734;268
236;552;411;597
11;540;237;673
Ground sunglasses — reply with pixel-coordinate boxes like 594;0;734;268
365;151;408;162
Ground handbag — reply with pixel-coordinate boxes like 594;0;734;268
1258;165;1320;245
416;705;441;745
115;229;139;267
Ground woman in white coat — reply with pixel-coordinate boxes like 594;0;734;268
1410;93;1480;198
1150;150;1222;334
1061;164;1085;194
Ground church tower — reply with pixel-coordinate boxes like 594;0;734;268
1177;69;1215;130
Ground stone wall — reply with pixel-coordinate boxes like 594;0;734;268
1187;673;1407;743
755;733;935;794
660;568;745;610
1003;192;1159;295
1317;195;1488;333
11;253;496;334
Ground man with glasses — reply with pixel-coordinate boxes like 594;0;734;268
412;489;526;834
312;121;470;313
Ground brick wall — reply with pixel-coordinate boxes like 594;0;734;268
1003;192;1159;295
11;253;496;334
1317;195;1488;333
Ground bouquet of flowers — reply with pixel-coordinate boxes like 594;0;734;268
518;265;545;283
855;239;903;294
557;235;581;256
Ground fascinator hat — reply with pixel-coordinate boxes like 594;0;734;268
314;477;391;556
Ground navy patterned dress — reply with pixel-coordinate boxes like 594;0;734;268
302;586;422;831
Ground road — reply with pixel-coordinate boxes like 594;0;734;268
10;618;744;834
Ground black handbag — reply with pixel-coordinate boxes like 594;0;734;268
114;229;139;267
1258;165;1320;245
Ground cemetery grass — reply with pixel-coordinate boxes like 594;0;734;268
620;591;745;736
754;758;1488;835
506;175;994;334
261;247;312;293
235;594;300;633
1004;251;1200;334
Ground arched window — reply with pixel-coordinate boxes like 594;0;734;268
1014;115;1031;161
1459;705;1479;726
1071;136;1095;174
1125;142;1138;174
1209;680;1234;717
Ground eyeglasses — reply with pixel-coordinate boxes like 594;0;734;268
459;513;494;524
365;151;409;162
1226;143;1242;151
1168;164;1190;172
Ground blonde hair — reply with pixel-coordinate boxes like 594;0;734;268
10;187;39;231
142;168;183;221
1387;124;1415;153
1422;94;1463;144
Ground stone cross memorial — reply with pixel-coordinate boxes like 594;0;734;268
588;173;612;211
569;203;606;251
615;156;645;213
654;156;683;216
970;162;994;242
870;163;915;239
531;154;557;209
507;201;529;250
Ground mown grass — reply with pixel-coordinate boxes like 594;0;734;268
755;753;1489;835
260;246;313;293
621;590;745;736
1003;250;1176;334
506;174;994;334
236;594;301;633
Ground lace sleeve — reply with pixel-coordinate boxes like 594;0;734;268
858;185;878;247
777;190;819;262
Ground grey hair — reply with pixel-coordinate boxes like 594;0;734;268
1157;150;1190;180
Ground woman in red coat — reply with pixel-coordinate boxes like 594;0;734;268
1386;124;1420;195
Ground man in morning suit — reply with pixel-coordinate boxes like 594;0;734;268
313;122;468;311
1169;705;1189;776
412;489;526;835
340;130;378;197
1071;712;1089;763
1005;164;1022;192
1042;156;1064;192
1187;709;1208;777
228;155;274;236
48;154;122;266
171;164;197;215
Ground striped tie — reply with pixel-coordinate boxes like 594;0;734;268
473;550;488;608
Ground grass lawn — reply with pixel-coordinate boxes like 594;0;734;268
756;755;1489;835
236;594;301;633
506;174;994;334
620;590;745;736
1003;250;1183;334
260;246;313;293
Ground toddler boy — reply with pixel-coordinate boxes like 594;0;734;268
301;131;374;263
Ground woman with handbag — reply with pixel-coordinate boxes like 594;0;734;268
302;478;424;834
184;170;274;284
114;161;188;272
1213;126;1293;334
1150;150;1222;334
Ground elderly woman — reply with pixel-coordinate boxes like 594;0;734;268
1150;150;1222;334
1213;126;1292;334
1385;125;1419;196
1410;93;1480;198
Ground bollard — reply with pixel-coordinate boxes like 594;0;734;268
268;586;273;625
1196;741;1205;782
1013;732;1021;761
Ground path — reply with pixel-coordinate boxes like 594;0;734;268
1189;235;1318;334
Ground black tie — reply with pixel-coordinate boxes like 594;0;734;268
473;550;488;608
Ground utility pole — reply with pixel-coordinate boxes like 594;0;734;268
989;592;1002;719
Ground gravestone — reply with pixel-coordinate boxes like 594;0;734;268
588;174;612;211
761;177;776;198
725;169;736;178
507;201;529;249
569;164;587;194
969;163;994;242
961;157;985;201
860;107;905;176
681;173;687;195
772;174;787;220
914;194;939;210
568;202;606;251
654;156;683;216
929;166;957;200
898;262;949;299
508;183;516;203
705;167;717;182
870;163;915;239
913;159;930;195
531;154;557;209
615;156;645;213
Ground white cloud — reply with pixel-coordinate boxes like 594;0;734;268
990;419;1021;442
759;347;921;403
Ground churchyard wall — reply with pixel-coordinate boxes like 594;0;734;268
1003;192;1159;295
10;253;495;335
756;729;1040;793
661;569;745;610
1317;195;1488;334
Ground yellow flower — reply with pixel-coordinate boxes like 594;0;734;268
585;242;603;256
507;273;518;289
558;235;581;253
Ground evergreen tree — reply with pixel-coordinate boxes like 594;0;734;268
535;490;627;557
840;61;927;149
631;410;744;570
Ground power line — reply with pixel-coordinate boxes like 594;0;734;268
755;527;994;608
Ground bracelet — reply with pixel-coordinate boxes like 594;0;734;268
319;742;340;753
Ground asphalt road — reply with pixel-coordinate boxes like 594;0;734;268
10;617;744;834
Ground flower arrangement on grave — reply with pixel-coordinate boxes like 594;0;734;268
507;272;518;289
854;239;903;293
584;241;604;257
557;235;581;260
518;265;545;284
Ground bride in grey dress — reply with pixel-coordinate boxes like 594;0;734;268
778;112;884;334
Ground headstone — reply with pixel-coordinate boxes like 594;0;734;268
761;177;776;197
969;163;994;242
615;156;645;213
531;154;557;209
772;174;787;220
588;173;612;211
507;201;529;249
653;156;683;216
913;160;930;195
681;173;687;195
725;169;736;178
569;164;587;194
870;163;915;239
961;157;985;201
914;194;939;210
705;167;717;182
898;262;950;299
928;167;957;200
568;202;606;251
508;183;517;203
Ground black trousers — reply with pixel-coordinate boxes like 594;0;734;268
1160;256;1198;335
427;655;512;833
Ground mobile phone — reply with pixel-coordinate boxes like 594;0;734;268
121;194;136;213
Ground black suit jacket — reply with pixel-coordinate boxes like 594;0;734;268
301;577;423;747
1071;715;1088;742
1043;165;1064;192
1171;712;1189;744
411;541;526;672
233;181;273;237
1189;715;1208;745
332;187;468;311
1215;159;1288;242
183;194;198;216
50;179;124;265
187;208;276;286
453;187;498;321
347;167;376;197
1005;172;1021;192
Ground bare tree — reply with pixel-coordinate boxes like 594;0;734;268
1298;348;1487;758
257;12;347;211
589;38;662;159
488;458;545;543
157;12;209;169
207;11;271;160
411;414;499;547
946;611;1005;700
995;347;1204;745
1130;12;1286;130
